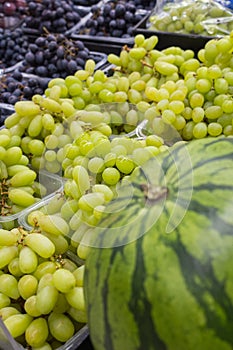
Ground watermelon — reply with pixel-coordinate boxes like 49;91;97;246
84;136;233;350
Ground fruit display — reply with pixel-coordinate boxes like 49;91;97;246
0;1;233;348
147;0;233;36
84;136;233;350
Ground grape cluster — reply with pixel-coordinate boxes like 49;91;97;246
0;225;86;349
0;27;29;68
0;127;51;227
148;0;233;36
0;70;49;105
79;1;144;38
19;33;103;78
23;0;81;34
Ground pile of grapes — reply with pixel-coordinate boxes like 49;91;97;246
19;33;105;78
78;0;145;38
0;71;49;105
148;0;233;36
22;0;81;34
0;27;29;68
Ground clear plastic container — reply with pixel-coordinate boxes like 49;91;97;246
0;170;64;228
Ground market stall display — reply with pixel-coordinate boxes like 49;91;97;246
0;0;233;349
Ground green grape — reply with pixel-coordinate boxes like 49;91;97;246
193;122;208;138
214;94;228;106
48;312;75;343
25;317;49;348
115;155;135;174
37;214;70;237
24;295;42;318
19;246;38;274
0;246;18;269
28;114;43;138
222;99;233;113
53;293;70;314
4;146;22;166
0;293;11;308
42;232;69;255
173;115;187;131
162;109;176;124
195;78;212;94
0;274;20;299
168;100;185;114
4;314;33;338
18;275;38;300
214;78;229;94
104;152;117;167
44;134;59;150
4;112;21;129
36;285;59;314
87;157;105;174
0;228;19;246
14;101;41;117
102;167;121;185
65;286;86;311
111;145;127;156
207;122;223;136
189;92;205;108
182;120;195;140
154;61;178;75
24;233;55;259
0;146;6;160
207;64;222;79
33;261;57;280
10;169;37;187
67;307;87;324
98;89;114;103
73;265;85;287
7;135;21;148
192;107;205;123
0;306;20;320
223;124;233;135
205;105;223;119
216;37;233;53
52;268;76;293
8;257;23;277
61;101;76;118
0;134;10;148
94;138;111;158
44;150;57;162
69;210;82;231
224;70;233;85
64;144;80;160
60;199;79;221
40;98;62;114
92;184;114;202
42;113;55;131
8;188;36;207
78;192;105;212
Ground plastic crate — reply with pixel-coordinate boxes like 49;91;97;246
133;12;213;53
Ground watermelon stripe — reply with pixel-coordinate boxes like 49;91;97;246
101;249;117;350
128;230;167;350
166;233;233;343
